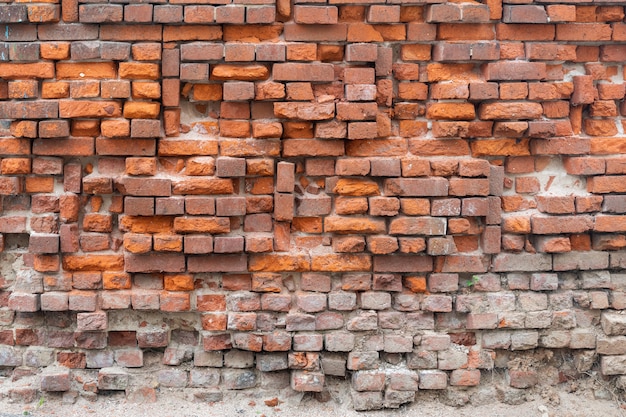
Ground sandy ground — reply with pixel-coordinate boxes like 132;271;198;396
0;380;624;417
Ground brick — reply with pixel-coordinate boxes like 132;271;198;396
183;6;215;24
0;5;27;23
294;6;338;24
125;253;184;273
427;103;475;121
119;63;159;80
79;5;122;23
152;5;181;22
41;369;71;392
492;253;552;272
346;43;378;62
553;251;608;271
6;124;36;144
478;102;543;120
123;4;153;23
273;63;334;82
384;178;449;197
29;234;59;254
284;22;347;42
484;61;546;81
246;7;275;24
223;82;254;101
503;6;548;24
556;23;612;41
419;370;447;390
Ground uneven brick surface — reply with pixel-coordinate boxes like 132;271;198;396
2;0;626;410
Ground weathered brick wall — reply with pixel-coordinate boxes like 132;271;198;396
2;0;626;409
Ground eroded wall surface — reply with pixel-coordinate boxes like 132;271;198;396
1;0;626;409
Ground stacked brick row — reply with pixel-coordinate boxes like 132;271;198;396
3;0;626;410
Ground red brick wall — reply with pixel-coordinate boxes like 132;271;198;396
1;0;626;409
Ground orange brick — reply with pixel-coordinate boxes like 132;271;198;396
27;4;60;23
426;103;475;120
11;121;37;139
190;84;222;101
42;82;70;99
123;233;152;253
119;216;174;234
59;101;122;118
62;255;124;271
164;274;194;291
100;120;130;138
25;177;54;193
0;63;55;79
220;120;251;138
56;62;117;79
404;275;427;293
287;44;318;61
438;23;495;40
125;157;157;175
222;24;282;42
1;158;30;175
34;255;60;272
123;102;161;119
103;272;132;290
131;43;162;61
471;138;530;157
71;120;100;137
119;62;160;80
153;234;183;252
40;42;70;60
132;82;161;99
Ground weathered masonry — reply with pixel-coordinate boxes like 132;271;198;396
2;0;626;410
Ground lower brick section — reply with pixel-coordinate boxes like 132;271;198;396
0;268;625;409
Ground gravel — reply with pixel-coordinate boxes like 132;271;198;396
0;384;624;417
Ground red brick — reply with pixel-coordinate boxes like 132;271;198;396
184;5;215;23
478;102;543;120
183;235;213;254
407;23;437;41
484;61;546;81
503;5;548;24
368;5;400;23
546;5;575;22
532;215;594;234
496;23;555;41
556;23;612;41
345;43;378;62
125;4;153;22
563;157;605;175
123;232;150;253
294;6;338;24
426;103;475;120
426;3;461;23
188;254;247;272
247;6;275;24
273;63;334;82
536;196;575;214
79;4;122;22
438;23;494;40
571;75;596;106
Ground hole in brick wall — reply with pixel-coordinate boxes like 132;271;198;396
0;235;29;289
0;120;11;136
2;233;29;251
2;195;31;211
